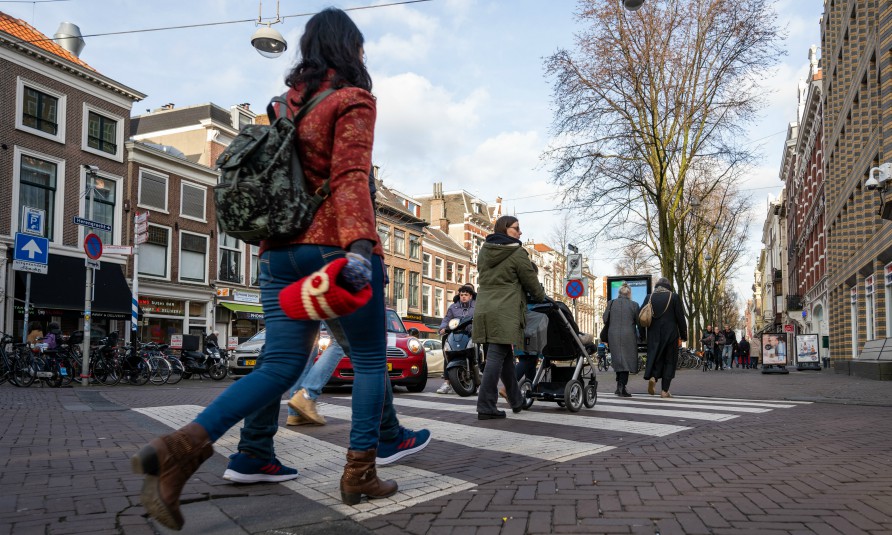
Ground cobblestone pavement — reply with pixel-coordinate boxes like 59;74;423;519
0;366;890;534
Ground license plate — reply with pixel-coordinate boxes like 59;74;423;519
387;363;392;371
246;359;256;366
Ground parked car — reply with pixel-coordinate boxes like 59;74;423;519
423;338;444;377
327;309;427;392
228;330;265;379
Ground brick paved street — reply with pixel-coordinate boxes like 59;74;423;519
0;367;890;535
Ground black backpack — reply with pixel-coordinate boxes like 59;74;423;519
214;89;335;245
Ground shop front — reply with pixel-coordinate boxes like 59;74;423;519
402;313;440;339
215;288;264;348
11;254;131;340
137;290;213;346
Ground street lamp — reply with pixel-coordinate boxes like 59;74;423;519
251;0;287;59
623;0;645;11
867;163;892;220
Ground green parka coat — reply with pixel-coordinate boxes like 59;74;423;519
472;235;546;347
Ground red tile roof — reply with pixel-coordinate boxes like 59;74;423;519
0;11;94;71
533;243;553;252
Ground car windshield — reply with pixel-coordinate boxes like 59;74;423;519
385;310;406;334
247;330;266;342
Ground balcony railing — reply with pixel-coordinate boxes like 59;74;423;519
786;294;802;311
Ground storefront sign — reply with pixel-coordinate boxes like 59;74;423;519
233;290;260;304
237;311;264;321
216;287;231;297
139;297;185;315
227;336;239;350
404;312;423;321
170;334;183;349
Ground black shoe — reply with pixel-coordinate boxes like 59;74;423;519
614;383;621;395
620;388;632;398
512;406;523;414
478;411;507;420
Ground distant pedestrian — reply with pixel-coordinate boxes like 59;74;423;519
603;283;640;397
721;324;736;368
738;336;751;369
641;277;687;398
701;325;714;371
714;326;725;370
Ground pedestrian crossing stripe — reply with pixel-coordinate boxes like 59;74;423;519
133;405;475;521
653;394;810;406
594;398;774;413
627;396;803;409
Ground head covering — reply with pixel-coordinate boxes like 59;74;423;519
655;277;673;291
279;258;372;320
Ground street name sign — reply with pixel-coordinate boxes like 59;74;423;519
12;232;49;274
103;245;132;255
73;216;112;232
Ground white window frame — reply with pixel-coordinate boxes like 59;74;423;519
447;261;455;283
140;223;172;281
435;257;444;281
11;146;66;243
422;252;432;278
77;168;123;245
178;230;209;284
138;168;170;213
179;181;207;222
218;233;244;284
81;102;125;162
865;275;875;341
851;286;858;359
16;77;66;144
435;287;445;317
250;245;260;287
377;223;391;252
393;228;406;256
422;284;432;316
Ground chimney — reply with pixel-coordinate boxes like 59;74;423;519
161;103;175;111
431;182;445;225
53;22;85;57
239;103;250;110
439;218;450;233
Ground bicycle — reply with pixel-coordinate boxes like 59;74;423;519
0;334;32;387
597;352;611;371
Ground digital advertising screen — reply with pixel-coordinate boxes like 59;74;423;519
607;276;652;308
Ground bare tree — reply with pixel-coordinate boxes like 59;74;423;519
614;242;659;276
544;0;784;290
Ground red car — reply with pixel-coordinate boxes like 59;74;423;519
325;309;427;391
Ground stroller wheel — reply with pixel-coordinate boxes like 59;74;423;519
519;379;534;410
564;380;583;412
583;382;597;408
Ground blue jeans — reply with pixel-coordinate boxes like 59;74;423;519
195;244;393;455
288;334;346;410
721;345;732;367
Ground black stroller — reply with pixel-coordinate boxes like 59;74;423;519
520;298;598;412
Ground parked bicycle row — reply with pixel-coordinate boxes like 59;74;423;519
0;330;229;388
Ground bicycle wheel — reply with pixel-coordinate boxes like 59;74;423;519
165;356;184;385
125;358;151;386
149;356;171;385
13;356;36;387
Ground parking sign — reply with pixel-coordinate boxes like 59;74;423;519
22;207;45;236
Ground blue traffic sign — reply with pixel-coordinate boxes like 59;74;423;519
14;232;49;265
22;207;45;236
83;233;103;260
565;279;584;299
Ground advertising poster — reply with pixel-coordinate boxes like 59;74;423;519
607;276;652;308
795;334;820;363
761;333;788;365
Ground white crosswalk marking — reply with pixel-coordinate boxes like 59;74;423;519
134;405;475;521
391;395;693;435
594;398;772;413
317;402;615;462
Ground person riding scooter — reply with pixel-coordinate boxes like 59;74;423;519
437;284;476;394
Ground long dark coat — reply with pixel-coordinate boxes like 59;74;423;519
642;286;688;380
603;295;640;373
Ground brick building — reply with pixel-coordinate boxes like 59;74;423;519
0;13;145;338
821;1;892;361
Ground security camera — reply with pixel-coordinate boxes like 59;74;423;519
83;164;99;172
866;176;880;190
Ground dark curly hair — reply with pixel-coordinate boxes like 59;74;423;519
285;8;372;105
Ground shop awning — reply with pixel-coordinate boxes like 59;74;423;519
219;302;264;320
403;321;436;333
15;254;132;317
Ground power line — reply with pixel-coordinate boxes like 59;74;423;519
10;0;434;43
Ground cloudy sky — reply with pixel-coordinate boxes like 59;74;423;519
7;0;821;302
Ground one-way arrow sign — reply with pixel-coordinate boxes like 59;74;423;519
13;232;48;274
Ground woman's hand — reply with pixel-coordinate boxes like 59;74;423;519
339;253;372;292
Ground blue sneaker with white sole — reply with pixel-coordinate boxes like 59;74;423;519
222;452;299;483
376;427;431;465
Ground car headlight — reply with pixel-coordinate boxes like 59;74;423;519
407;338;422;354
318;337;331;351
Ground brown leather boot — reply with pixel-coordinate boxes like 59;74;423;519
131;422;213;530
339;449;398;505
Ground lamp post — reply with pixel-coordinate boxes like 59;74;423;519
623;0;645;11
251;0;287;58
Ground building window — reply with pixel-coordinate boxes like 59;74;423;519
409;234;421;259
435;258;444;281
422;284;431;315
180;183;206;220
219;233;242;283
250;245;260;286
866;275;875;341
87;111;117;154
851;286;858;359
139;170;168;211
885;262;892;336
179;232;207;283
393;268;406;301
435;287;445;317
16;78;66;143
422;253;432;277
84;173;116;245
140;226;170;278
18;154;57;240
393;229;406;255
409;272;420;308
457;264;465;284
377;224;391;252
447;261;455;282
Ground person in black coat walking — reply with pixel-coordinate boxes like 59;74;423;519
641;277;687;398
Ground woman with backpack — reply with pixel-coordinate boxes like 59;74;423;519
130;9;427;530
640;277;687;398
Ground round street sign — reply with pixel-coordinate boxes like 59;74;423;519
84;233;103;260
565;279;584;299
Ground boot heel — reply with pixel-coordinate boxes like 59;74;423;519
131;445;159;476
341;490;362;505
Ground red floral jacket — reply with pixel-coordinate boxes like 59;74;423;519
260;78;382;257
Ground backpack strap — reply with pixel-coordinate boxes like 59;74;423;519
267;88;335;123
